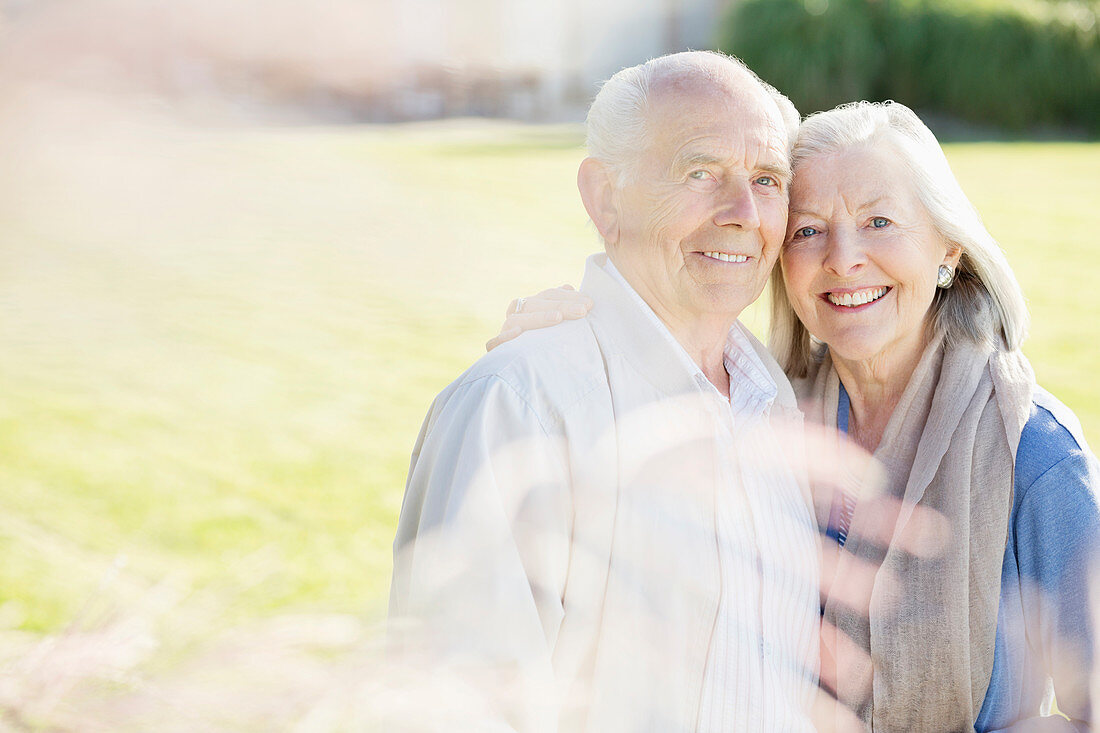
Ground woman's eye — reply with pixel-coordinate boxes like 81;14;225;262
794;226;819;238
871;217;891;228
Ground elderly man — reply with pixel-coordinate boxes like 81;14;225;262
390;51;819;731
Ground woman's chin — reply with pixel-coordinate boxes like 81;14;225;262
821;327;931;377
819;332;895;368
814;327;880;359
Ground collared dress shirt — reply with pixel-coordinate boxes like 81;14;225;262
602;261;819;732
391;254;819;731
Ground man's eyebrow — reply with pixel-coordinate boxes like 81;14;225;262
672;153;793;183
759;161;793;185
672;152;723;174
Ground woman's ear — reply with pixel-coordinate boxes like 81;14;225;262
577;157;620;246
943;240;964;270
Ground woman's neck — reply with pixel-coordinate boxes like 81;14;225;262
832;335;930;452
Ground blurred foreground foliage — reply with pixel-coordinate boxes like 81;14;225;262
720;0;1100;133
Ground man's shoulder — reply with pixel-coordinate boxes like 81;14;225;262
445;318;610;422
470;316;601;372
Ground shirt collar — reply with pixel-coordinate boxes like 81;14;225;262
600;257;777;414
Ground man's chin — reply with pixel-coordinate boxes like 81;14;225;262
686;296;753;326
693;280;764;314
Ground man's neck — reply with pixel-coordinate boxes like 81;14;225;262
662;314;734;398
602;256;737;398
701;351;732;400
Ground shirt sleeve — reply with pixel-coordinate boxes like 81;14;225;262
1006;427;1100;733
389;374;573;732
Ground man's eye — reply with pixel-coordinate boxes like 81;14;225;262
871;217;891;228
755;175;776;186
688;170;710;180
794;226;819;238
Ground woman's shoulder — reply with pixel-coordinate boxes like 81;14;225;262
1009;388;1100;610
1015;386;1099;509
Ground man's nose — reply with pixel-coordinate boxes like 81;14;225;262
713;178;760;230
822;229;866;278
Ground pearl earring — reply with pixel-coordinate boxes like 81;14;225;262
937;265;955;289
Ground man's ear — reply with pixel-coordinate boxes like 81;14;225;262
577;157;620;246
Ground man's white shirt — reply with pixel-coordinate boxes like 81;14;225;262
391;254;819;731
604;259;819;732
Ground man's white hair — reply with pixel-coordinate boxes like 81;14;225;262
585;50;800;186
770;101;1030;378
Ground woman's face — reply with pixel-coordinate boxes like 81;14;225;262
781;142;960;370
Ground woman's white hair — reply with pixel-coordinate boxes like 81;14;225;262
770;101;1030;378
585;50;800;185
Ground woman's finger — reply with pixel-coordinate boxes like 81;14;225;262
533;286;592;305
486;311;572;352
820;535;888;616
486;327;523;352
817;490;948;560
502;311;567;331
506;295;589;317
808;686;865;733
819;618;874;711
492;288;592;352
512;298;590;319
820;536;870;608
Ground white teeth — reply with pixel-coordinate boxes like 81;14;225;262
827;287;888;307
703;251;748;263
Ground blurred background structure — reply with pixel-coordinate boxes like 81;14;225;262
0;0;1097;728
2;0;1093;128
0;0;735;122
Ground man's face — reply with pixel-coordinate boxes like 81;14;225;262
608;79;791;333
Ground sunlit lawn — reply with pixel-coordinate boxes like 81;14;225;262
1;94;1097;634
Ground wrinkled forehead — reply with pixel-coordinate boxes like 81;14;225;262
788;139;928;215
645;76;790;169
791;137;909;193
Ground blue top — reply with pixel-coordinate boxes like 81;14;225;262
833;384;1099;732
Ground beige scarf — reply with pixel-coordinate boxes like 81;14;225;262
799;331;1034;731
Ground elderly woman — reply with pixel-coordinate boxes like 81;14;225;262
490;101;1099;731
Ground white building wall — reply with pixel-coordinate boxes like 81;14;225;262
388;0;736;119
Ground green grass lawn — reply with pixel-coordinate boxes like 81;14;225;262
1;97;1097;634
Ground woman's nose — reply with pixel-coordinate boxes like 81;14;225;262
822;229;866;277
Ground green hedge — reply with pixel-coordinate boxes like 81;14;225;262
717;0;1100;133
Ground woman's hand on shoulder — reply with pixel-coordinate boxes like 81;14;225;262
486;285;593;351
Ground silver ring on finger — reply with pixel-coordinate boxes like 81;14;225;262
513;296;527;315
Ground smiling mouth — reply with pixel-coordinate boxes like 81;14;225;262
825;286;890;308
701;251;749;263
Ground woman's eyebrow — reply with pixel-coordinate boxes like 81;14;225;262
788;196;892;220
857;196;888;210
